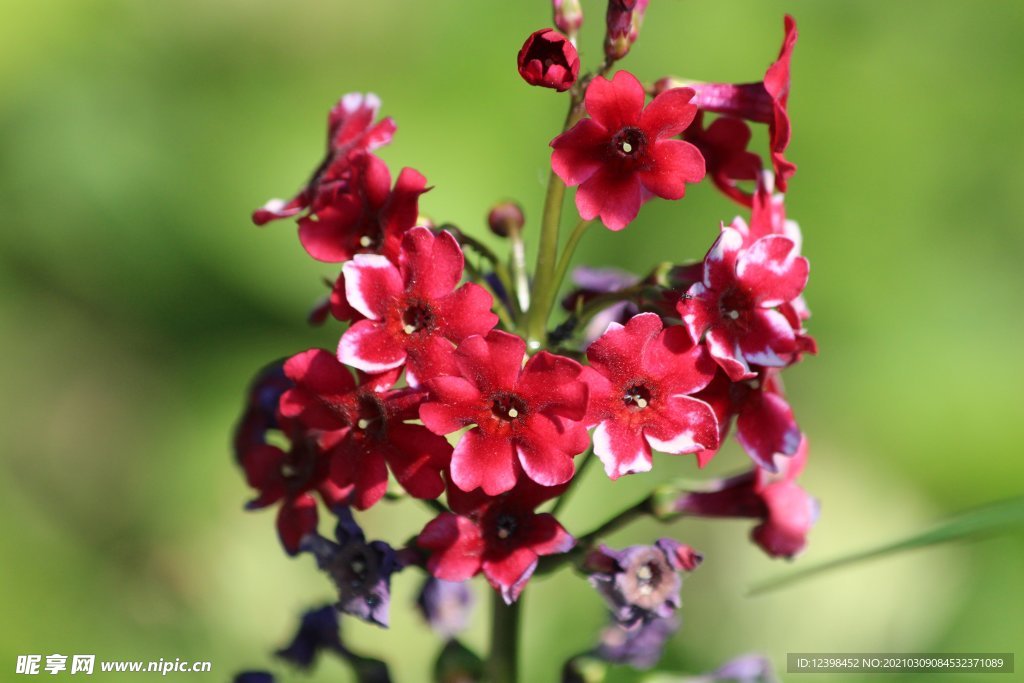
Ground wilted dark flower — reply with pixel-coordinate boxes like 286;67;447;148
597;614;679;669
275;605;341;669
302;508;400;627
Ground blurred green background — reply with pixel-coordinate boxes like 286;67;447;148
2;0;1023;681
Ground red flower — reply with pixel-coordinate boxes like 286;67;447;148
693;369;802;471
551;71;705;231
683;111;762;207
253;92;396;225
675;436;818;558
297;153;428;263
517;28;580;92
678;223;809;381
417;479;573;603
687;16;798;191
279;349;451;510
420;331;589;495
339;227;498;384
241;437;350;555
581;313;719;479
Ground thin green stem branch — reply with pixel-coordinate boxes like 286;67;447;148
486;591;521;683
544;218;593;322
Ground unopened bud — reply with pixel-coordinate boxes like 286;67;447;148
487;201;525;238
553;0;584;36
604;0;648;61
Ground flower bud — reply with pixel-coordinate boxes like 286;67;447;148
552;0;584;36
604;0;649;61
517;29;580;92
487;201;525;237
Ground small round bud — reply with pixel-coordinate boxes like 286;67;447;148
487;201;525;237
517;28;580;92
552;0;584;36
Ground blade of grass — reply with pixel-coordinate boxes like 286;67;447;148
749;495;1024;596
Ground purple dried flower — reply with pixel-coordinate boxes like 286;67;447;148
301;508;399;628
597;614;679;669
586;538;702;628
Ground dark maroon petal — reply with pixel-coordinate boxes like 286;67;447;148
399;228;464;299
277;495;319;555
383;423;451;500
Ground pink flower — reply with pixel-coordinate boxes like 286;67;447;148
581;313;719;479
253;92;396;225
551;71;705;231
419;331;590;495
687;16;798;191
297;153;428;263
693;369;802;471
279;349;451;510
678;223;809;381
517;29;580;92
675;436;818;558
339;227;498;385
417;479;573;603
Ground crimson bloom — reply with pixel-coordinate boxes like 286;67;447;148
297;153;428;263
517;28;580;92
683;111;762;207
420;331;589;495
581;313;719;479
678;222;809;382
339;227;498;384
694;369;802;471
234;361;349;554
417;479;573;603
675;436;818;558
551;70;705;231
687;16;798;190
279;348;451;510
253;92;396;225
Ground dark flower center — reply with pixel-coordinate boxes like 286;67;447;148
353;394;387;439
491;394;528;422
402;301;436;335
620;547;678;609
329;543;378;593
612;126;647;158
494;513;518;540
623;384;652;410
718;287;752;323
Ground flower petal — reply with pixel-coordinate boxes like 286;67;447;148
639;87;698;139
585;71;645;132
342;254;403;320
338;320;407;374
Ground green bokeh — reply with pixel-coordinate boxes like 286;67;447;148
2;1;1022;681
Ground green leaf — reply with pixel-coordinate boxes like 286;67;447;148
749;495;1024;596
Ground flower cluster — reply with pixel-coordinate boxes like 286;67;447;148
233;4;813;680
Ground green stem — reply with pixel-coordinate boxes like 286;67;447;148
544;218;592;321
486;591;521;683
525;171;566;347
